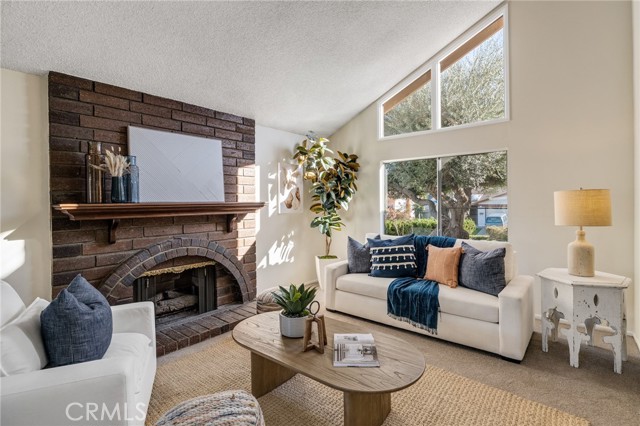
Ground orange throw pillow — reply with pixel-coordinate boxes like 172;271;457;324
425;245;463;288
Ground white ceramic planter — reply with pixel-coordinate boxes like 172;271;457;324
279;312;309;338
315;256;341;290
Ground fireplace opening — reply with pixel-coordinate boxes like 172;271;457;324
133;261;217;325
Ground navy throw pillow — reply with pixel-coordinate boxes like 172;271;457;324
41;274;113;367
458;242;506;296
368;234;417;278
347;237;372;273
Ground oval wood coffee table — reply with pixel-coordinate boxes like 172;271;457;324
232;311;425;426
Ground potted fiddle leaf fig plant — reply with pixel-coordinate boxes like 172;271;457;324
293;133;360;288
271;283;317;338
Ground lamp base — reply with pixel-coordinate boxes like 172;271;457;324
567;229;595;277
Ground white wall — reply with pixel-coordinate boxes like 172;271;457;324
0;69;51;302
633;0;640;348
330;1;636;331
254;125;320;292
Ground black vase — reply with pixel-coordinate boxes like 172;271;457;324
111;176;126;203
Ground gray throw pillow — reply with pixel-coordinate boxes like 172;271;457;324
40;274;113;367
347;237;371;273
458;242;506;296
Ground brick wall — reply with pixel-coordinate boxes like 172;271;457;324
48;72;257;302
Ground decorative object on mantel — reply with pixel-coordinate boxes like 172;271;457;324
302;300;327;354
91;149;132;203
293;132;360;288
128;125;224;202
271;283;317;338
554;188;612;277
85;142;104;203
125;155;140;203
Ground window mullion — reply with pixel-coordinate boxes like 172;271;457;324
433;62;441;131
436;157;443;236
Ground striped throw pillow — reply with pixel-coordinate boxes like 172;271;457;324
368;234;417;278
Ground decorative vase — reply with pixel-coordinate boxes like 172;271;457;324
111;176;126;203
85;142;104;203
124;155;139;203
315;256;341;290
279;312;309;338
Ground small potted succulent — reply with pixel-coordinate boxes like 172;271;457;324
271;284;317;338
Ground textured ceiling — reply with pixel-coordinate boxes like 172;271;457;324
1;1;499;136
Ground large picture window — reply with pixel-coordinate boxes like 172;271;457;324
381;9;507;138
384;151;508;241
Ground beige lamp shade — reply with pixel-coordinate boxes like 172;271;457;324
554;189;612;227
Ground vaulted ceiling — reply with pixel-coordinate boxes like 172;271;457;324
1;1;499;135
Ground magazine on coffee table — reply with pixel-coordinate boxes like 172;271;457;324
333;333;380;367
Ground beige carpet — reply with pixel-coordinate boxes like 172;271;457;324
147;335;589;426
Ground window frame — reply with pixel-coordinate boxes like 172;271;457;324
378;4;509;140
380;148;509;240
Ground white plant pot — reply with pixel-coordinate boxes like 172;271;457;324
315;256;341;290
279;312;309;338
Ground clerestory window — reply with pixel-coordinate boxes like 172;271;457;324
381;7;507;138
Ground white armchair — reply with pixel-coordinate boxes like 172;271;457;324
0;281;157;426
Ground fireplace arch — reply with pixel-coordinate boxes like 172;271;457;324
100;238;252;305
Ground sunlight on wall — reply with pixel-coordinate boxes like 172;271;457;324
0;231;25;279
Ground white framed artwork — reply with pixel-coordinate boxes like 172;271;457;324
128;126;224;202
278;162;303;214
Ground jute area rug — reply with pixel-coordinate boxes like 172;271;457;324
146;335;589;426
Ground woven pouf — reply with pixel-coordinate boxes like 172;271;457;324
256;286;281;314
155;390;264;426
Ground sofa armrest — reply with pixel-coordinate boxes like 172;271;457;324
0;357;141;426
324;260;349;310
498;275;534;360
112;301;156;347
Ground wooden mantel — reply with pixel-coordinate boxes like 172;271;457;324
53;202;265;243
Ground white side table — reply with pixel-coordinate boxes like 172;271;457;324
538;268;630;374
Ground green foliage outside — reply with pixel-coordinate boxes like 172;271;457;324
385;217;437;236
486;226;508;242
384;30;504;134
386;152;507;240
384;217;477;237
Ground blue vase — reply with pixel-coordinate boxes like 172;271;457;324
125;156;140;203
111;176;126;203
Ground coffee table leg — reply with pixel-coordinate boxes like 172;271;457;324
250;352;296;398
343;391;391;426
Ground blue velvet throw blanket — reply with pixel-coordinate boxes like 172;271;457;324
387;235;457;334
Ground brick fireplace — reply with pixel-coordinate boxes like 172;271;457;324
48;72;260;354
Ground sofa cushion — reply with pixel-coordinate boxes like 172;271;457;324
103;332;152;394
0;298;49;376
41;274;113;367
454;239;515;282
458;242;507;297
1;280;26;327
337;273;395;300
368;234;417;278
425;245;463;288
438;285;499;323
336;274;498;323
347;237;372;273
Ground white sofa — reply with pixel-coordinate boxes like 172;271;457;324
0;281;157;426
325;235;534;361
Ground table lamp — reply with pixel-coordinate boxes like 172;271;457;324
554;189;611;277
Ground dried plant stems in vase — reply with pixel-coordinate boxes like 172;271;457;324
92;149;131;203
